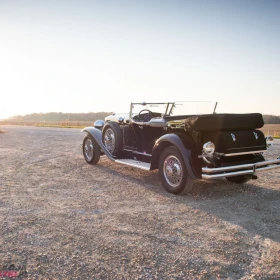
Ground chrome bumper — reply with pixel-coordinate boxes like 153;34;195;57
202;158;280;179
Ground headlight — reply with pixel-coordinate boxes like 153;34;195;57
94;120;105;129
203;141;215;156
266;135;273;148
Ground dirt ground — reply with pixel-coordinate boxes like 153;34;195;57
0;125;279;279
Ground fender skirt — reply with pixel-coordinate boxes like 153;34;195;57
81;127;116;161
152;134;198;179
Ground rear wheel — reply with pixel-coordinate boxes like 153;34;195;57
102;122;123;156
226;175;250;184
83;134;101;165
159;146;193;194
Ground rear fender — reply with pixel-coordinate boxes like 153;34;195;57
81;127;116;161
150;133;199;179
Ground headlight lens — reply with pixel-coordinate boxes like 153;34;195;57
94;120;105;129
203;141;215;155
266;135;273;148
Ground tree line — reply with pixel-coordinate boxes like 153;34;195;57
8;112;280;124
9;112;113;122
262;115;280;124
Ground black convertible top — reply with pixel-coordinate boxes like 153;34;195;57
183;113;264;131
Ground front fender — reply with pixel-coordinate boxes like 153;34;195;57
151;133;199;179
81;127;116;161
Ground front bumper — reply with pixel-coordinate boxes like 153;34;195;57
202;158;280;179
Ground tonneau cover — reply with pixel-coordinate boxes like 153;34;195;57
185;113;264;131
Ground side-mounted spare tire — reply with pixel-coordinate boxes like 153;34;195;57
102;121;123;156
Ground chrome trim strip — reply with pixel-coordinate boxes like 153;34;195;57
115;159;151;171
123;149;152;157
255;159;280;167
255;165;280;172
202;170;254;179
202;159;280;174
202;165;280;179
202;158;280;179
228;145;265;150
203;164;254;173
199;150;267;158
223;150;266;157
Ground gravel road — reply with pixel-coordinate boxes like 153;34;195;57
0;126;279;279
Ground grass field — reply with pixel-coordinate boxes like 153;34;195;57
1;121;280;138
260;124;280;137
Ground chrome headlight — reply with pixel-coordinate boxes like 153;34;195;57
266;135;273;148
203;141;215;156
94;120;105;129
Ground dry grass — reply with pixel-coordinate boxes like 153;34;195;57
0;120;92;128
0;125;279;279
2;122;280;138
261;124;280;138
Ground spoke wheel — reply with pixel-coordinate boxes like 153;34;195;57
84;138;94;161
104;128;115;154
163;155;183;188
159;146;193;194
82;134;101;165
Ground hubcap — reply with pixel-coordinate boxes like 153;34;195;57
84;138;94;161
163;155;183;187
104;128;115;153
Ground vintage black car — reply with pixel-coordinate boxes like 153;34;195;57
82;102;280;194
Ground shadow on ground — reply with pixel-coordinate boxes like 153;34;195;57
95;162;280;244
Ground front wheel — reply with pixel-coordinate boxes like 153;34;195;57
82;134;101;165
159;146;193;194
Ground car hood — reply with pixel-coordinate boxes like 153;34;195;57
105;113;130;123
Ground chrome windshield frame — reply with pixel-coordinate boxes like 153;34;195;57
128;101;218;121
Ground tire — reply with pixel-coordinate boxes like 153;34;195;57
102;122;123;156
159;146;193;194
82;134;101;165
226;175;250;184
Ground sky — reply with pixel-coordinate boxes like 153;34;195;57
0;0;279;118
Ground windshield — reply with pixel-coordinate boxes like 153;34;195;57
131;103;168;117
171;101;217;116
130;101;217;118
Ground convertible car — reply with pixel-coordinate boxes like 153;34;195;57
81;102;280;194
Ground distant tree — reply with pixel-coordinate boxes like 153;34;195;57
263;115;280;124
9;112;113;122
7;112;280;124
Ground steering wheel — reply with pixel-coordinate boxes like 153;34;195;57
138;109;154;122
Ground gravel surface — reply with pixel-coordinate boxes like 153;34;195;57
0;125;279;279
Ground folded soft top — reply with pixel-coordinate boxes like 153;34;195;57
184;113;264;131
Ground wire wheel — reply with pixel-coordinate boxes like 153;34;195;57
163;155;183;188
104;128;115;154
82;134;101;165
84;138;94;161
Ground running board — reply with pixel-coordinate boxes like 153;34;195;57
115;159;151;171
